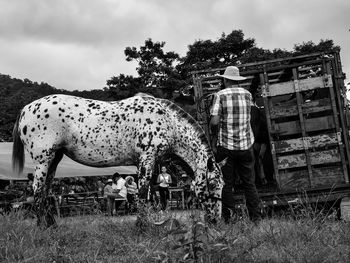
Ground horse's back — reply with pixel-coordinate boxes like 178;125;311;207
17;94;178;167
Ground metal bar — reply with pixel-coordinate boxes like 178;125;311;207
293;67;313;188
260;71;280;189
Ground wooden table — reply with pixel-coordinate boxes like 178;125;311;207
168;187;185;209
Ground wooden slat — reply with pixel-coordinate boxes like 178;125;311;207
278;166;344;190
277;149;341;169
203;87;220;92
270;98;332;118
268;79;281;83
311;167;345;188
265;75;332;97
271;115;335;136
278;170;309;190
201;75;254;82
202;79;221;85
268;71;284;76
274;133;339;153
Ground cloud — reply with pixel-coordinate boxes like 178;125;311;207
0;0;349;90
0;0;156;46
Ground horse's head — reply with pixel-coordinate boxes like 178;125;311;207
195;157;226;223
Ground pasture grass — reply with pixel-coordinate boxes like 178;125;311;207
1;206;350;263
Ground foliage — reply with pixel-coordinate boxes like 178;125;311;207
181;30;255;72
293;39;340;56
106;39;183;100
105;74;145;100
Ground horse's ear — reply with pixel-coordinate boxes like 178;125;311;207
218;157;228;169
207;158;215;172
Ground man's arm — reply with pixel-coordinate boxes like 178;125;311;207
209;115;220;154
210;93;222;155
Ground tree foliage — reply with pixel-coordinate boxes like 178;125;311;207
106;39;183;99
182;30;255;71
293;39;340;56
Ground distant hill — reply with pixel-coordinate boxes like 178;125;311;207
0;74;112;142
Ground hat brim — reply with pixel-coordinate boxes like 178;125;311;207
125;176;133;181
219;74;247;81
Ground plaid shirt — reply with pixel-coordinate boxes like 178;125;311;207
210;86;254;150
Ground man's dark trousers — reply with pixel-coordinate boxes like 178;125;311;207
217;146;261;222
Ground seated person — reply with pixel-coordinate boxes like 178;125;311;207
112;172;127;213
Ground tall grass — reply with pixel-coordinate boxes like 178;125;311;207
1;203;350;263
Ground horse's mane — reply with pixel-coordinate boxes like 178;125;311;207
158;98;213;157
133;93;213;157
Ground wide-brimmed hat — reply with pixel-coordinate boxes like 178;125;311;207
219;66;246;81
125;176;134;182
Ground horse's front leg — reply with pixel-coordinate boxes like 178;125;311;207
138;152;156;189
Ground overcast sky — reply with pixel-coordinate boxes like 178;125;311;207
0;0;349;91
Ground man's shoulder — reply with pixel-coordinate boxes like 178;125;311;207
216;88;232;96
217;87;251;96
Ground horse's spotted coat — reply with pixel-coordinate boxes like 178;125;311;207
13;94;224;225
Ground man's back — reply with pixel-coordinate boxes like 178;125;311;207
211;86;254;150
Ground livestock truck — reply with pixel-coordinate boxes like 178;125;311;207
191;51;350;218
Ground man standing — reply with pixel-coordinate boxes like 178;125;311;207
210;66;261;223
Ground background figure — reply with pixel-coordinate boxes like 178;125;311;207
125;175;138;213
178;172;192;208
250;104;268;185
97;179;105;196
157;165;172;210
103;179;115;216
145;177;159;207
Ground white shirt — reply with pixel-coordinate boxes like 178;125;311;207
112;178;127;198
158;173;171;188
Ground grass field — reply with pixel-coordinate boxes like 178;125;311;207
1;206;350;263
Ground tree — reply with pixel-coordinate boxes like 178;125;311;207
293;39;340;56
105;74;145;100
239;47;292;64
124;39;182;98
179;30;255;73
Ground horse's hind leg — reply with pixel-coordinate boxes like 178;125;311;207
33;149;64;228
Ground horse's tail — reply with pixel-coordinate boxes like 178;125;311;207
12;113;24;175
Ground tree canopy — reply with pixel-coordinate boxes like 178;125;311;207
105;30;340;101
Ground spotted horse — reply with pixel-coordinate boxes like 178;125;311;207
12;94;225;227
